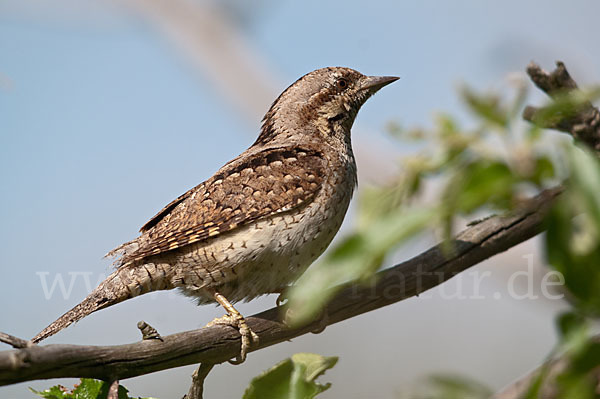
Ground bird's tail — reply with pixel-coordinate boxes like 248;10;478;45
31;264;171;343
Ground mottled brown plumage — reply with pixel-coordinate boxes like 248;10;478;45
32;67;398;363
113;147;326;265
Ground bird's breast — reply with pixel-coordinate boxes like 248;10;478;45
174;161;356;303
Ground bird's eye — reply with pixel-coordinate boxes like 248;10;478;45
335;78;349;90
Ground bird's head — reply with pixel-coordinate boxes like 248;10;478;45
255;67;399;146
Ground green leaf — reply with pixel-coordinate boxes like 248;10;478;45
73;379;105;399
30;385;71;399
522;364;549;399
555;339;600;399
545;202;600;313
243;353;337;399
457;160;516;212
30;379;152;399
556;312;585;338
531;156;556;185
556;375;596;399
460;86;508;128
569;145;600;229
552;330;600;399
414;374;492;399
570;341;600;375
438;159;517;240
545;145;600;314
556;315;589;356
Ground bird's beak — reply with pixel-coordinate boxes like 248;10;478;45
359;75;400;92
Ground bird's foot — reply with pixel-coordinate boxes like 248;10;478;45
205;290;259;364
204;288;260;364
206;312;259;364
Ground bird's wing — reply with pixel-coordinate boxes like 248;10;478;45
139;188;194;233
117;146;326;265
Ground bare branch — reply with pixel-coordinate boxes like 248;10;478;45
0;332;32;349
0;187;561;386
107;380;119;399
184;363;214;399
137;321;163;342
527;61;579;95
523;61;600;152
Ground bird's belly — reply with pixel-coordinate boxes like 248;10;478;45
174;181;353;303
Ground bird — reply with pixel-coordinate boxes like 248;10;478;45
31;67;398;363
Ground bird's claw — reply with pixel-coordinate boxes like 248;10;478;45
206;313;259;364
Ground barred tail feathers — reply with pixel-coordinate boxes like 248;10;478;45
32;269;131;343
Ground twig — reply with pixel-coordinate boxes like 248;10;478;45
526;61;578;95
107;380;119;399
183;363;214;399
0;186;561;386
137;321;163;341
523;61;600;152
0;332;31;349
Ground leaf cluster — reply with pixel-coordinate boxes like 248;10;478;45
30;378;154;399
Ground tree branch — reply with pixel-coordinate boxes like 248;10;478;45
107;380;119;399
0;186;561;386
0;332;32;349
523;61;600;152
183;363;214;399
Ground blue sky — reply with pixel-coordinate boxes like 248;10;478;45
1;0;600;397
